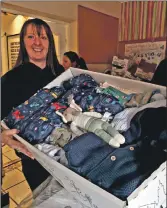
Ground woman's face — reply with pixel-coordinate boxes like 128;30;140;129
24;24;49;64
62;55;72;70
62;55;77;70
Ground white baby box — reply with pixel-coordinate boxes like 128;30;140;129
1;68;166;208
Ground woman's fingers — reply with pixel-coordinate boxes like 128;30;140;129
2;129;34;159
8;139;34;159
4;129;19;136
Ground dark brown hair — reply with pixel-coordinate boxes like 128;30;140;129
15;18;59;75
64;51;88;70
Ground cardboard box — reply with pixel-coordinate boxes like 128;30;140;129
1;68;166;208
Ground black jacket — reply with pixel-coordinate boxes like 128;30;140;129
151;58;167;87
1;62;64;120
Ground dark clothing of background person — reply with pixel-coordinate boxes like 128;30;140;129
1;62;64;190
151;58;167;87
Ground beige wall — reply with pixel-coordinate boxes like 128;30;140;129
69;21;78;52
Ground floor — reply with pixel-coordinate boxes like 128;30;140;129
2;145;32;208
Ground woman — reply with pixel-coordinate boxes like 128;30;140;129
62;51;88;70
1;18;64;191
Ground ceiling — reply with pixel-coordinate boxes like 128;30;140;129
2;1;121;22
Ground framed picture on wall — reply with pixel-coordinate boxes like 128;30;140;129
7;34;20;70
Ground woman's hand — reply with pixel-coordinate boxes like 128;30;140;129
1;129;34;159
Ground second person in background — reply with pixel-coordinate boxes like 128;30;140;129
62;51;88;70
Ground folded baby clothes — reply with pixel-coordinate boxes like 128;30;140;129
111;99;166;132
123;106;167;146
21;105;64;144
62;74;98;90
150;92;166;102
46;125;72;147
35;143;68;166
4;86;64;128
125;89;159;107
62;78;124;115
4;87;66;144
64;106;167;200
96;86;132;106
72;89;124;115
63;132;146;200
111;107;137;132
